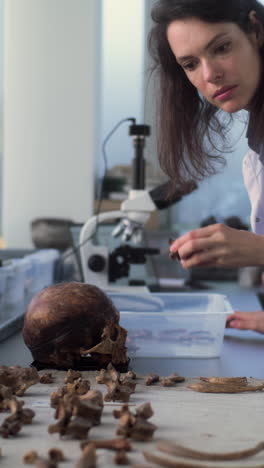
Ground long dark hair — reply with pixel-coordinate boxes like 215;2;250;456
148;0;264;195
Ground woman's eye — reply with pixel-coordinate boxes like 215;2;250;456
215;42;232;54
182;61;196;71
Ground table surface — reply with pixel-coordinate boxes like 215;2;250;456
2;369;264;468
1;281;264;378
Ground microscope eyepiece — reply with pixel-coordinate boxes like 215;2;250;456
129;124;150;137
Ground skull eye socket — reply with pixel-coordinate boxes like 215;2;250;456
110;325;119;342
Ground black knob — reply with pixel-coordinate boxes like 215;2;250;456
88;255;106;272
129;124;150;136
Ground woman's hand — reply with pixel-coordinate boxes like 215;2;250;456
226;311;264;334
169;223;264;269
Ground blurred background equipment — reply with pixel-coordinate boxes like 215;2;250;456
31;217;76;251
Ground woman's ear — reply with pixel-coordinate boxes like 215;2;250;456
249;10;264;47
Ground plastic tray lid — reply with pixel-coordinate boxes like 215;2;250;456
107;292;164;312
108;292;233;315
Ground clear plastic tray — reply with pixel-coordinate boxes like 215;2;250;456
108;292;233;358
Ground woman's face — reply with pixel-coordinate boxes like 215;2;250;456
167;17;262;113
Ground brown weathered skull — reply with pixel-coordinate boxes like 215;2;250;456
22;282;125;368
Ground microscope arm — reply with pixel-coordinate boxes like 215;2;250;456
79;210;123;285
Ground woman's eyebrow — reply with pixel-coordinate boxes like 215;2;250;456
204;32;229;50
177;32;229;63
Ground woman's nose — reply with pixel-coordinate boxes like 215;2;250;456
202;60;223;83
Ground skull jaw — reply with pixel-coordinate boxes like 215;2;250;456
30;322;129;370
31;347;83;368
81;322;129;366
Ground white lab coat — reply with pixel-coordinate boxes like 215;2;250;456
243;150;264;234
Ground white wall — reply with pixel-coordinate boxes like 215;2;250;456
100;0;145;173
3;0;101;248
0;0;3;232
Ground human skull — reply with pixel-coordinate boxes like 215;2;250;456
22;282;122;368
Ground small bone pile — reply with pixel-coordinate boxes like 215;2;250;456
113;402;157;441
0;395;35;438
0;365;39;396
49;370;104;439
145;372;185;387
50;373;91;409
96;364;137;402
0;366;38;438
23;447;65;467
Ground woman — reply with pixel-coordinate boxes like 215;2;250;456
149;0;264;332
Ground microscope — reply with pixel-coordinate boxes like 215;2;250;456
79;122;196;291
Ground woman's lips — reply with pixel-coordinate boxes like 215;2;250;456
214;85;238;101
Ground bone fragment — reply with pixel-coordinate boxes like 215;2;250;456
0;366;39;396
114;450;129;465
75;443;96;468
64;370;82;383
81;437;131;452
48;448;65;462
23;450;39;463
199;376;248;385
143;450;264;468
96;364;136;402
161;373;185;387
39;373;54;384
157;440;264;461
114;403;156;441
145;374;159;386
188;382;264;393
